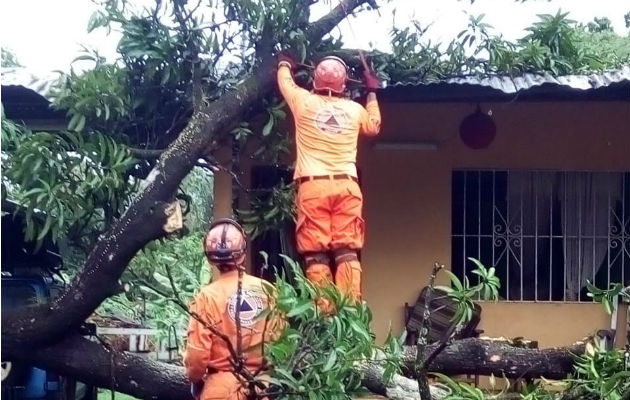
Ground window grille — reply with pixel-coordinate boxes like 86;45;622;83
451;170;630;301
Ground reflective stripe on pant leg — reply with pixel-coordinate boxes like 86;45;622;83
304;253;335;314
333;248;358;264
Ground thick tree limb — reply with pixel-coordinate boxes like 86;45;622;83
1;0;373;353
359;362;449;400
2;200;178;351
304;0;370;43
402;338;585;380
15;335;189;400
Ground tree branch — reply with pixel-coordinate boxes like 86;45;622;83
415;262;443;399
422;323;463;369
129;147;167;159
402;338;585;380
17;335;190;400
304;0;370;43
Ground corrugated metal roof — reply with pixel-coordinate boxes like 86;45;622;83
388;65;630;93
2;65;629;102
1;67;60;101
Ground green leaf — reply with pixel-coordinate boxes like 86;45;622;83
262;114;274;136
286;301;311;317
153;271;171;288
74;115;86;132
443;269;463;291
467;257;487;271
323;350;337;372
37;215;53;241
87;11;106;33
273;367;299;387
604;298;613;314
160;68;171;85
434;285;454;294
67;113;80;131
72;55;95;63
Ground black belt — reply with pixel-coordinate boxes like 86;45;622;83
296;174;358;184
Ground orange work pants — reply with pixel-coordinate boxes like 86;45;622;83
295;178;364;300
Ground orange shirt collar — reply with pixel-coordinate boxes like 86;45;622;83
216;269;242;279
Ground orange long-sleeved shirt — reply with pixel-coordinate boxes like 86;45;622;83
184;270;283;383
277;65;381;179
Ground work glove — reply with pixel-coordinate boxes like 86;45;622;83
360;56;380;90
277;51;296;70
362;70;381;90
190;381;204;399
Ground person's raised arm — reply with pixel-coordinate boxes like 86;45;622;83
359;60;381;136
277;52;308;111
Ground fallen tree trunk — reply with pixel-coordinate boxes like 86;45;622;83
401;338;585;380
16;335;189;400
11;337;582;400
359;362;449;400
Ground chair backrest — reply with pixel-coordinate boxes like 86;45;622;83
406;287;482;343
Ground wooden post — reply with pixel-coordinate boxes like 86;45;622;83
212;143;234;220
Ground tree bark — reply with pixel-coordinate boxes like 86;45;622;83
359;362;449;400
1;0;372;353
16;335;189;400
8;337;582;400
402;338;584;380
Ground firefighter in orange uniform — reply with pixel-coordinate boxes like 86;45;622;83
184;219;283;400
277;53;381;302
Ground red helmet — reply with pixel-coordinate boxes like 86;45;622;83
204;218;246;270
313;56;347;94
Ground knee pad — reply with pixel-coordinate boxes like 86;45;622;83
303;253;333;284
333;248;358;264
304;252;330;267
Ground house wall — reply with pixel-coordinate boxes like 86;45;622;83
357;101;630;347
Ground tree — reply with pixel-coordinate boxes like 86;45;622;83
586;17;613;33
1;48;22;67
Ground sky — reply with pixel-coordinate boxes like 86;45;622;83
1;0;629;75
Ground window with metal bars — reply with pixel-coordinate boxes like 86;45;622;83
451;170;630;302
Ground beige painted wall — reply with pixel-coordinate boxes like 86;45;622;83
357;101;630;347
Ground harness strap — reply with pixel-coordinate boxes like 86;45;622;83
304;252;330;266
334;248;358;264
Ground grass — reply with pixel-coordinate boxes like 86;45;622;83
97;390;141;400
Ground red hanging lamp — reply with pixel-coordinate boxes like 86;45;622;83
459;104;496;150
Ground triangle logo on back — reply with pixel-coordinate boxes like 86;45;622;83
325;115;340;128
239;299;253;312
315;107;349;134
227;290;264;327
